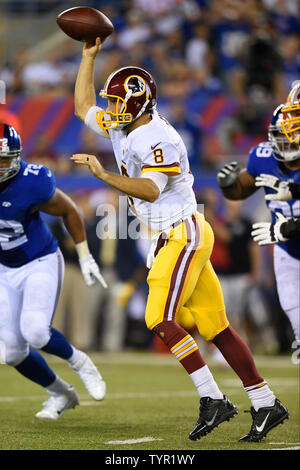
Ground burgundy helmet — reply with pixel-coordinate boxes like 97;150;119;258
99;66;157;129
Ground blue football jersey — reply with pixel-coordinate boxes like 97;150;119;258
247;141;300;259
0;160;58;267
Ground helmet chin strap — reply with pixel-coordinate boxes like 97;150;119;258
116;84;152;129
122;89;132;113
135;98;150;121
117;98;150;131
135;83;152;121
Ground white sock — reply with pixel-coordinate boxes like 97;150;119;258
67;347;85;367
190;365;223;399
245;381;276;411
47;376;71;395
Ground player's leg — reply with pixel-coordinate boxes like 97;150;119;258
0;275;78;419
145;214;237;439
273;244;300;347
187;258;289;442
19;250;105;401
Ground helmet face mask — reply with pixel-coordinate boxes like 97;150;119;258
281;82;300;144
100;94;133;130
0;124;22;183
98;66;157;131
269;104;300;162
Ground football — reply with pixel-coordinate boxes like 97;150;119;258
56;6;114;44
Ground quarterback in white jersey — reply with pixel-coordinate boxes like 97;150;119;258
72;38;288;443
84;106;197;232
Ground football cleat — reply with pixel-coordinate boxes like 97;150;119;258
239;398;289;442
70;352;106;401
35;385;79;420
189;395;238;440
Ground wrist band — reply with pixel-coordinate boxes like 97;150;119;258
289;183;300;199
281;218;300;239
75;240;90;259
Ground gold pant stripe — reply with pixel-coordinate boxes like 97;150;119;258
164;216;199;322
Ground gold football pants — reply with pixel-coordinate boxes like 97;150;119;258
145;213;229;340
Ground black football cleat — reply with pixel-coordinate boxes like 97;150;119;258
189;395;238;441
239;398;289;442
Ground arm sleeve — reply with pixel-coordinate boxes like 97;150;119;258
141;170;168;194
281;217;300;239
140;141;181;176
289;183;300;199
246;147;259;178
84;106;110;139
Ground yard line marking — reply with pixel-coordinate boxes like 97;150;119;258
0;390;197;403
105;437;163;445
0;396;44;402
269;447;300;451
34;352;295;369
108;390;197;399
80;401;100;406
81;399;244;408
268;442;300;445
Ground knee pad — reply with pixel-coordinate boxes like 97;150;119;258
20;310;51;349
0;331;29;366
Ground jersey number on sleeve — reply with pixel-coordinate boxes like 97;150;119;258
23;164;43;176
256;143;273;158
153;148;164;164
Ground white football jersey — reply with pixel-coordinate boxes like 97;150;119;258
84;106;197;231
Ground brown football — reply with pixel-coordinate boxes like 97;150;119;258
56;6;114;44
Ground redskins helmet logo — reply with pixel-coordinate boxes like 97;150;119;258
124;75;146;97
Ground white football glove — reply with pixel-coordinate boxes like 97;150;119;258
79;254;108;288
255;174;292;201
217;161;242;188
251;212;289;246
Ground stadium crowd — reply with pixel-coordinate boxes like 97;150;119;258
0;0;298;356
1;0;300;171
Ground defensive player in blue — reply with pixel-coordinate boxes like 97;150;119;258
216;100;299;441
0;123;107;419
251;82;300;247
217;102;300;354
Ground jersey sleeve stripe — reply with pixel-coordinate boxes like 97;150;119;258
142;163;181;174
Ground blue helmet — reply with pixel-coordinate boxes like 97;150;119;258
0;124;22;182
268;104;300;162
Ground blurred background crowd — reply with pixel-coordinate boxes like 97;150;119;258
0;0;298;360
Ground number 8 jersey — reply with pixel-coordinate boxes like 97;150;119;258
0;160;58;267
247;141;300;259
85;107;197;232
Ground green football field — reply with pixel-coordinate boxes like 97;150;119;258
0;351;299;452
